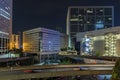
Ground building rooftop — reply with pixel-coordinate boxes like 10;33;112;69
68;6;114;8
77;26;120;41
23;27;60;35
77;26;120;36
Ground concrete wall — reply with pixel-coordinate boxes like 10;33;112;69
93;40;105;55
116;39;120;56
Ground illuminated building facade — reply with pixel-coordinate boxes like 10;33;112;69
23;27;60;63
10;34;20;49
67;6;114;48
0;0;12;54
76;26;120;56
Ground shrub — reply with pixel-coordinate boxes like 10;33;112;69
111;58;120;80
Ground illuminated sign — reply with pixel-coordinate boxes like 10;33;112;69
95;20;104;29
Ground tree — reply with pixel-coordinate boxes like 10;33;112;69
111;58;120;80
60;48;67;51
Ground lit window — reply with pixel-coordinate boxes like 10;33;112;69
87;10;93;13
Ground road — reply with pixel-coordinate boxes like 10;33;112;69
0;63;114;80
0;63;114;72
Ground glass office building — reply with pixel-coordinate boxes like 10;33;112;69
0;0;12;54
23;27;60;63
67;6;114;48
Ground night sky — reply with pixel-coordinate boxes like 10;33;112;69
13;0;120;34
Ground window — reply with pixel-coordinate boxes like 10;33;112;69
86;8;95;15
96;8;104;15
85;24;95;31
70;8;79;18
104;8;112;15
70;25;79;32
78;25;84;32
79;8;85;16
105;16;112;24
86;17;95;24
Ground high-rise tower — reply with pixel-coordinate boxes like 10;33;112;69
0;0;12;54
67;6;114;48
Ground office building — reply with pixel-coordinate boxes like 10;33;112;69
10;34;20;49
60;33;68;49
0;0;12;54
23;27;60;63
76;26;120;56
67;6;114;48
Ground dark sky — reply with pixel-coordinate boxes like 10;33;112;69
13;0;120;34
